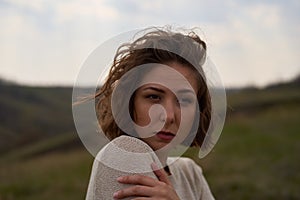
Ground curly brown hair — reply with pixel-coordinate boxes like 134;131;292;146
95;27;211;147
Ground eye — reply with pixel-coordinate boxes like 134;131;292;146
146;94;161;101
178;97;194;106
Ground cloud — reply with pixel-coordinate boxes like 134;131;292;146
0;0;299;87
54;0;119;24
0;0;120;85
202;1;299;87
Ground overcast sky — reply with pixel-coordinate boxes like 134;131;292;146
0;0;299;87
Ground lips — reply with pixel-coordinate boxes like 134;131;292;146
156;131;175;141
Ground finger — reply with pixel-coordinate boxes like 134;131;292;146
117;175;160;187
113;185;154;199
151;162;171;185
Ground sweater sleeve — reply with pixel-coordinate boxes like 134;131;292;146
168;157;215;200
85;136;160;200
189;158;215;200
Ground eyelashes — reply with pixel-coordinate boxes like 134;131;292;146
178;97;194;106
145;94;195;106
146;94;161;101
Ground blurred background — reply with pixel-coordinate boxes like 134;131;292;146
0;0;299;199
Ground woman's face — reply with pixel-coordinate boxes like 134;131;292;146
133;62;199;151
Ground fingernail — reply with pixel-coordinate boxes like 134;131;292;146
113;191;119;198
117;177;123;182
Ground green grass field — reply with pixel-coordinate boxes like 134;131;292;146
0;86;299;199
198;98;300;199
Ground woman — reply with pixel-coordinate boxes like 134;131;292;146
86;27;215;199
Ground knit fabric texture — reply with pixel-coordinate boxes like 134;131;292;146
86;135;215;200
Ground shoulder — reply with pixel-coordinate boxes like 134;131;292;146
168;157;203;174
98;135;153;154
96;135;153;160
86;136;159;199
95;135;160;173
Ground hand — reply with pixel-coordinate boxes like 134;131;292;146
113;163;180;200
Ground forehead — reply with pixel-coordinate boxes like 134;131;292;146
139;63;198;93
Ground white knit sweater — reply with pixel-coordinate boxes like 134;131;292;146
86;136;215;200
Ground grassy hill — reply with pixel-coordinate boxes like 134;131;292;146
0;77;299;199
0;83;77;154
197;82;300;199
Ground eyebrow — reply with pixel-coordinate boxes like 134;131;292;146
177;89;196;94
142;86;165;93
142;86;195;94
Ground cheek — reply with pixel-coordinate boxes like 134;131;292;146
133;101;151;126
180;106;197;129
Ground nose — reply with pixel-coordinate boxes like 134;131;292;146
160;99;178;125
